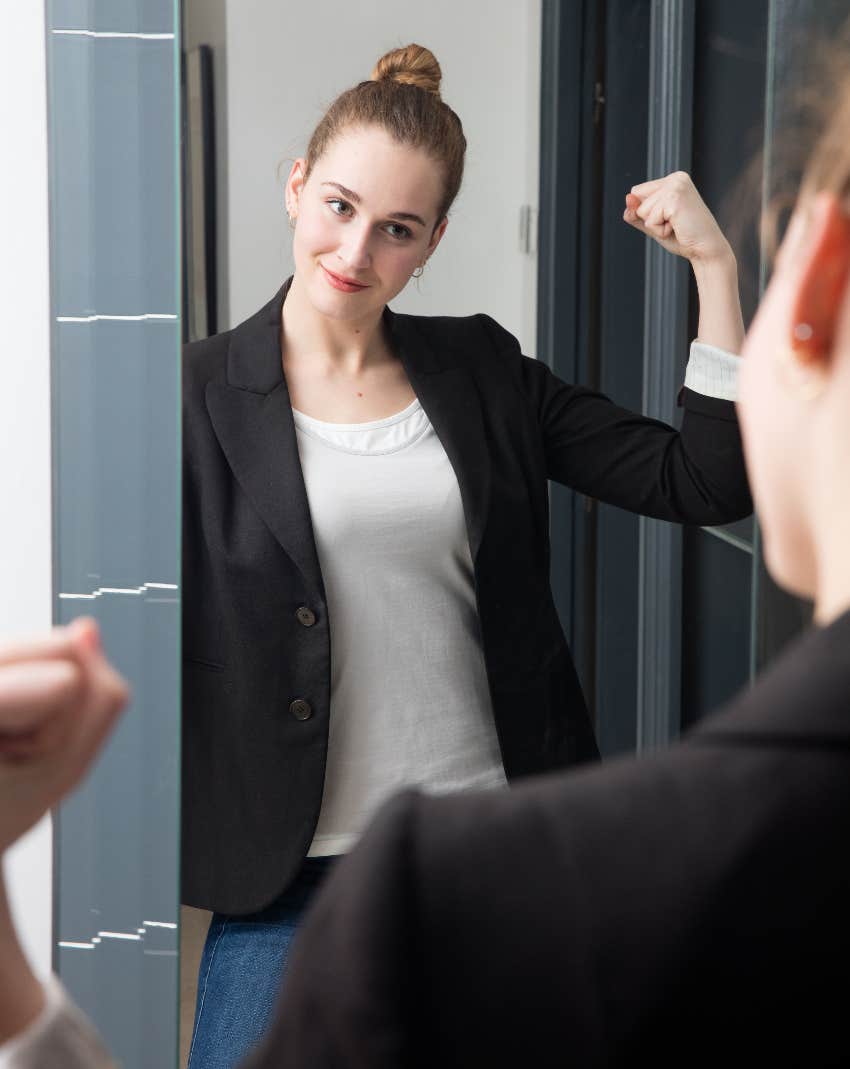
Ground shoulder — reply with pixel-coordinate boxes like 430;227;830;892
392;309;517;353
392;310;534;386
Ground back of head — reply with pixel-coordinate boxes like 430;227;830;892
304;44;467;225
739;28;850;609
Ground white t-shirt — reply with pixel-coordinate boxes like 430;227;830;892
294;398;507;857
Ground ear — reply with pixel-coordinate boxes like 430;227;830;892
426;216;449;258
789;192;850;367
285;158;308;216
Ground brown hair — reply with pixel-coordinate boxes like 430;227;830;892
303;44;467;227
762;23;850;257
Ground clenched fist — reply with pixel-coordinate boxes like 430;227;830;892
0;618;128;855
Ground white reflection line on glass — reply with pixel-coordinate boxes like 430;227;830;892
56;313;177;323
58;920;177;952
144;950;179;957
51;30;175;40
59;582;179;601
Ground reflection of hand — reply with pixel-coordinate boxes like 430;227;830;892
0;619;128;855
624;171;732;266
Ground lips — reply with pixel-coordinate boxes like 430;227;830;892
321;264;370;294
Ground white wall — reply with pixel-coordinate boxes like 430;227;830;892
222;0;541;354
0;6;54;978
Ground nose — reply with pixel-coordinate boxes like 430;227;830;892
337;223;372;272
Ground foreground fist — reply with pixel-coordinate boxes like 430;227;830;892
624;170;732;265
0;619;128;854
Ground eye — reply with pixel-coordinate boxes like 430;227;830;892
327;197;353;217
384;222;413;241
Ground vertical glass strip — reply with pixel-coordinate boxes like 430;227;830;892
45;2;181;1066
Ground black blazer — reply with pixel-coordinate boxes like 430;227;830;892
247;609;850;1069
182;280;751;913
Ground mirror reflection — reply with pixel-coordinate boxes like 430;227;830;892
178;2;756;1065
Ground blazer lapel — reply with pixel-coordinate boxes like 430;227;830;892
205;283;325;602
387;311;491;562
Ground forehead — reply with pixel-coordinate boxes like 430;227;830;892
314;125;443;217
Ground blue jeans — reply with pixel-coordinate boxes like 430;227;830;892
187;856;336;1069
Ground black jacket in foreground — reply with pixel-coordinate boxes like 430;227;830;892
182;280;751;913
246;608;850;1069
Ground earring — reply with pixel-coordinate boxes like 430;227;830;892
287;212;297;230
412;263;425;279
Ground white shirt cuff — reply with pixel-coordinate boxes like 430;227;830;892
0;975;113;1068
684;340;741;402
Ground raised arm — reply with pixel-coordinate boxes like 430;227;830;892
0;621;126;1066
625;170;745;353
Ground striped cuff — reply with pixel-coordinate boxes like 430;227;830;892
684;341;741;402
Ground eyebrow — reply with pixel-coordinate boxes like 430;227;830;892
321;181;427;228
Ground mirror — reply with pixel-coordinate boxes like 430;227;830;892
179;3;544;1064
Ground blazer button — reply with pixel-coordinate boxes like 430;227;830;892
296;606;316;628
289;698;313;721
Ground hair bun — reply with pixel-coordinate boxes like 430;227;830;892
371;44;442;97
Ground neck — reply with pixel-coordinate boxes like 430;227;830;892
282;274;389;374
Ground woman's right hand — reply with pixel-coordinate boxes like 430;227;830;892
0;619;128;855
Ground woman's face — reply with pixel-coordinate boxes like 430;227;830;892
737;209;820;599
286;124;448;323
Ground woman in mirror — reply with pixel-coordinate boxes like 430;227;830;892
181;43;749;1066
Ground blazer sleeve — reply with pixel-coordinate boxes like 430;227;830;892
241;781;606;1069
241;792;422;1069
478;314;753;526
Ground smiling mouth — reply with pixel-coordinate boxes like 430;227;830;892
320;264;370;292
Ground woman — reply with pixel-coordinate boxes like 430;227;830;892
182;43;749;1066
3;47;849;1069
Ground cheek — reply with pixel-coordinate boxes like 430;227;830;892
738;285;791;502
382;243;426;278
292;208;336;258
738;300;815;596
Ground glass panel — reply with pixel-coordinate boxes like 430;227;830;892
46;1;182;1066
689;0;769;553
681;527;753;727
680;0;767;723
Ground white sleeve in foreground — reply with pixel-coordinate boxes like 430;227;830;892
684;341;741;402
0;975;113;1069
